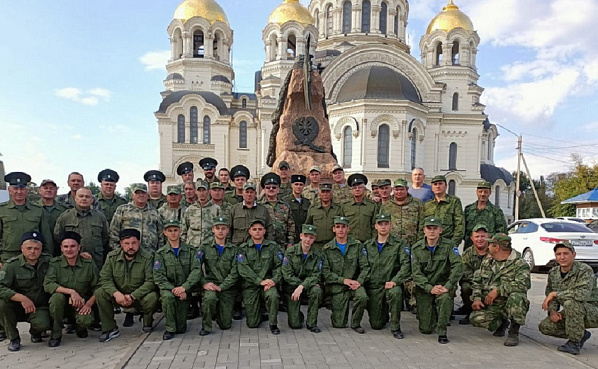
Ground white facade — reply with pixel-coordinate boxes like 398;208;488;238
157;0;515;219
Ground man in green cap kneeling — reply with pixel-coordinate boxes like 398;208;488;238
282;224;325;333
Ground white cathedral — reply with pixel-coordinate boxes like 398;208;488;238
156;0;515;221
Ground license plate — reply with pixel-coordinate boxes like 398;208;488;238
571;240;593;247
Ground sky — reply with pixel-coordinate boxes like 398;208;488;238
1;0;597;192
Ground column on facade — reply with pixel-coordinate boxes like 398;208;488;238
205;32;214;59
352;5;360;32
371;5;380;34
277;35;285;60
182;31;192;58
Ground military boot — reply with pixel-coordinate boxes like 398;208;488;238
493;319;509;337
504;321;520;347
558;341;581;355
580;330;592;349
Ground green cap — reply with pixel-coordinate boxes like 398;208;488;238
378;179;391;187
212;216;229;226
393;178;408;188
333;216;350;225
477;181;492;189
309;165;321;173
243;182;257;190
131;183;147;193
554;242;575;253
375;213;392;223
472;223;489;233
431;175;446;183
210;181;225;190
371;180;381;188
423;216;442;227
488;233;511;245
302;224;318;235
164;219;181;228
166;185;181;195
195;179;209;190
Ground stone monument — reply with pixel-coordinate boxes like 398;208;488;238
266;37;337;178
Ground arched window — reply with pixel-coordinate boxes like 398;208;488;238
193;30;204;58
326;5;333;37
378;124;390;168
380;2;388;34
448;180;456;196
242;98;247;108
449;142;457;170
452;41;460;65
343;126;352;168
239;121;248;148
314;10;320;32
342;1;352;34
410;128;417;170
203;116;211;144
452;92;459;111
435;42;443;65
177;114;185;143
213;33;219;60
190;107;198;144
287;33;296;59
361;0;371;33
394;15;398;36
495;185;501;205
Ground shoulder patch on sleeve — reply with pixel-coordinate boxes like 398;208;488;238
153;260;161;270
404;246;411;256
318;258;323;271
197;250;204;262
282;257;289;266
453;247;460;256
236;253;246;262
362;248;367;256
277;251;283;261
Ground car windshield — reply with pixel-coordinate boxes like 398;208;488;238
541;222;591;233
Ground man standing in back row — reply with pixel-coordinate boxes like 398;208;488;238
421;175;464;247
463;181;507;250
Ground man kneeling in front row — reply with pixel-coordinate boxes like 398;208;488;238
539;242;598;355
95;229;158;342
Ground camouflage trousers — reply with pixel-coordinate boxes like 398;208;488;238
470;292;529;331
405;278;416;308
459;280;474;314
538;300;598;342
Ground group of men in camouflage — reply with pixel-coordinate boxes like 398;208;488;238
0;160;597;356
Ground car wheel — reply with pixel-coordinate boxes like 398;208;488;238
523;248;537;272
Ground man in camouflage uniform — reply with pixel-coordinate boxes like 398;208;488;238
228;182;274;245
0;232;51;351
322;216;370;333
95;229;158;342
54;187;110;271
145;170;167;210
236;219;283;334
457;224;490;325
377;179;393;205
282;224;324;333
210;182;231;217
198;216;239;335
36;179;68;256
331;164;352;205
301;166;321;203
110;183;164;253
199;157;218;184
0;172;53;261
277;161;292;200
463;181;507;250
181;179;221;247
224;165;249;205
153;220;203;340
421;175;465;247
381;179;422;246
470;233;530;347
180;181;197;207
539;243;598;355
57;172;100;209
363;214;411;339
341;174;379;243
305;183;341;248
411;217;463;344
44;232;99;347
96;169;127;226
259;173;295;251
158;185;186;222
284;174;311;243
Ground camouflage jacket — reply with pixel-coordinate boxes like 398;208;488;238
463;201;507;248
380;195;422;246
259;198;296;248
181;201;221;247
545;261;598;312
472;250;530;302
460;246;489;284
157;203;187;223
97;193;127;225
279;183;292;200
148;195;167;210
109;203;164;253
411;237;463;293
301;185;320;203
332;184;352;205
421;195;465;246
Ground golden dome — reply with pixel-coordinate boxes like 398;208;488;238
426;0;474;34
173;0;229;26
268;0;315;26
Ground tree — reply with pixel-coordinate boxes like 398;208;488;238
511;171;554;219
122;186;132;202
549;155;598;217
87;182;101;197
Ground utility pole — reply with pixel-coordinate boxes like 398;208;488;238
515;136;521;221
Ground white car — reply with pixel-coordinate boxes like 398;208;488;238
508;218;598;271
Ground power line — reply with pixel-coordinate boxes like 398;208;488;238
522;151;573;165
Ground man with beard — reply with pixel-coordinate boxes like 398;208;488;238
95;229;158;342
463;181;507;250
200;157;218;184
